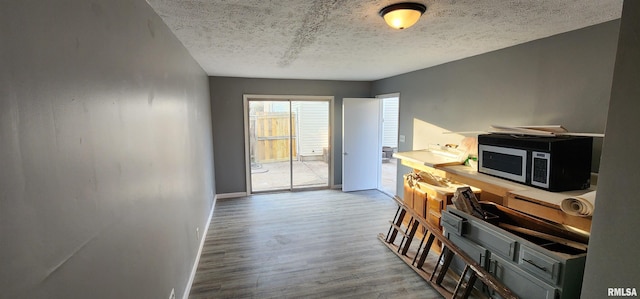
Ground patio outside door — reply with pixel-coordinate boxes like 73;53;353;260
246;97;330;193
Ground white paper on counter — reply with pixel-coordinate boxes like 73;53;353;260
560;191;597;217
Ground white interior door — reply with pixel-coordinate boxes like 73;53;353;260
342;98;381;192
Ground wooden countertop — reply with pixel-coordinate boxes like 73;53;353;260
394;150;527;197
392;149;466;168
394;150;594;232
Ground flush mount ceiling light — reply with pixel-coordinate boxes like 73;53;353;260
379;2;427;30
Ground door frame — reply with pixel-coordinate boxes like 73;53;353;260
243;94;335;195
376;92;400;196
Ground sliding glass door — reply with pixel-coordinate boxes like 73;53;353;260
247;98;329;193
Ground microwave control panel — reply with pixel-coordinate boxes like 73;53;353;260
531;152;550;188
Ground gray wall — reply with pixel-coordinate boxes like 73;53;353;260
582;1;640;296
210;77;370;194
0;1;214;298
372;20;620;195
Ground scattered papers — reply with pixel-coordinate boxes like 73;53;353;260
490;125;556;136
514;125;568;134
443;125;604;137
489;125;604;138
560;191;597;217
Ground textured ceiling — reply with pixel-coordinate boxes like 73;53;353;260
146;0;623;81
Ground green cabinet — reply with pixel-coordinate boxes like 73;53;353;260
442;206;587;299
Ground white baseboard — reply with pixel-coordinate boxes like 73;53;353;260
216;192;248;199
182;195;216;299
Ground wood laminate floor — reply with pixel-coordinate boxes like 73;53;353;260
189;189;443;299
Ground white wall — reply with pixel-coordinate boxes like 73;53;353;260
294;101;329;158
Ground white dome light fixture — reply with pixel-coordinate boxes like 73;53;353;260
379;2;427;30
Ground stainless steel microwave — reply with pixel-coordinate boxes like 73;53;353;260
477;134;592;192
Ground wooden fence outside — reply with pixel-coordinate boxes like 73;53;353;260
250;112;297;163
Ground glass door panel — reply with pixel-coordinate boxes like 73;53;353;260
291;101;329;189
249;100;292;192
